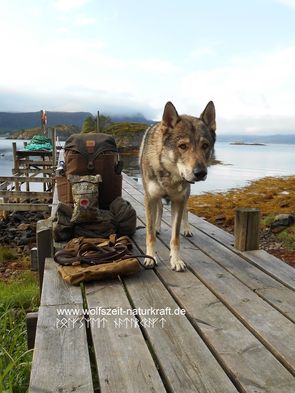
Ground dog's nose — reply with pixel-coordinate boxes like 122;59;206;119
193;166;207;181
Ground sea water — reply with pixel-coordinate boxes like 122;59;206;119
1;139;294;195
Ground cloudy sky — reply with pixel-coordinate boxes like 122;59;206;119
1;0;295;134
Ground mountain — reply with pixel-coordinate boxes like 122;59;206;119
0;111;92;133
0;111;153;134
218;133;295;144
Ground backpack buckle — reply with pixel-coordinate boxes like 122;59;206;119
88;160;95;171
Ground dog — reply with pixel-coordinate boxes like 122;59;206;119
139;101;216;271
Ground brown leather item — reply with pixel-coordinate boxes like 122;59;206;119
58;258;141;285
54;235;155;285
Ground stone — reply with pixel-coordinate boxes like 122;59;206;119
271;214;295;233
17;223;31;231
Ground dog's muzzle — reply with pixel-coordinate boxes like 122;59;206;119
193;166;207;182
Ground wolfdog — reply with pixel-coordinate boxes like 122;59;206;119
139;101;216;271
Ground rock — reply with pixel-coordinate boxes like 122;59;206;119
271;214;295;233
17;237;29;246
215;214;225;224
17;223;31;231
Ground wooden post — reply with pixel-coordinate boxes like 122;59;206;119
37;219;53;294
234;208;260;251
23;142;30;192
26;312;38;350
31;247;38;271
12;143;20;192
96;110;100;133
52;127;57;167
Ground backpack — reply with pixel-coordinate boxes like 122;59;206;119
63;133;123;209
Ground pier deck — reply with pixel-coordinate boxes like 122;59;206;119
29;174;295;393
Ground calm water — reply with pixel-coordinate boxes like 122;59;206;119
1;139;294;195
123;142;295;194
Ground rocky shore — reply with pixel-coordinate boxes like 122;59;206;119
0;211;49;279
188;176;295;267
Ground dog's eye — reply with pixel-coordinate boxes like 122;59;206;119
179;144;187;150
202;142;209;150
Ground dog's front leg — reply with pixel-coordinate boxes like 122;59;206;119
143;194;159;267
170;200;186;271
182;207;193;237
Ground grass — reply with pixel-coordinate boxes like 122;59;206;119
0;248;17;263
0;271;39;393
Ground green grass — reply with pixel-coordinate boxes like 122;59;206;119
0;271;39;393
0;247;17;263
277;226;295;250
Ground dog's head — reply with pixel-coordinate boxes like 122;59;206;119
161;101;216;183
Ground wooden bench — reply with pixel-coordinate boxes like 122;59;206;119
29;174;295;392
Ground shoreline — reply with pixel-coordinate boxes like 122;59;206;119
188;175;295;267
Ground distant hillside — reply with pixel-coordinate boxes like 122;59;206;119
104;122;147;149
0;111;153;134
9;124;81;140
0;111;92;133
218;134;295;144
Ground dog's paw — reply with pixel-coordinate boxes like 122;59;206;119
143;255;158;268
170;257;186;272
183;229;193;237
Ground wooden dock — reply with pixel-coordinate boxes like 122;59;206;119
29;173;295;393
0;130;57;212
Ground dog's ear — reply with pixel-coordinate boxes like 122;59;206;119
162;102;179;128
200;101;216;132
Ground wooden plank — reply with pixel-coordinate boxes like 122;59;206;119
85;279;167;393
122;182;295;322
16;150;52;157
0;190;52;199
123;271;237;393
243;250;295;291
29;304;94;393
125;176;295;296
0;176;53;183
0;203;51;212
41;258;84;306
13;168;53;175
128;212;295;392
122;184;295;375
18;160;53;166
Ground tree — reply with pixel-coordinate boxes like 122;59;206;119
81;116;96;133
97;115;112;132
81;114;113;133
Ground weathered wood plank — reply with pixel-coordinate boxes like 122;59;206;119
41;258;84;306
0;176;53;183
18;160;53;166
0;203;51;212
123;270;238;393
128;211;295;392
29;304;94;393
13;168;53;175
122;183;295;375
0;190;52;199
85;279;167;393
123;176;295;295
16;150;52;157
122;182;295;322
243;250;295;291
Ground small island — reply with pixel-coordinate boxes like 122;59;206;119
230;142;266;146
